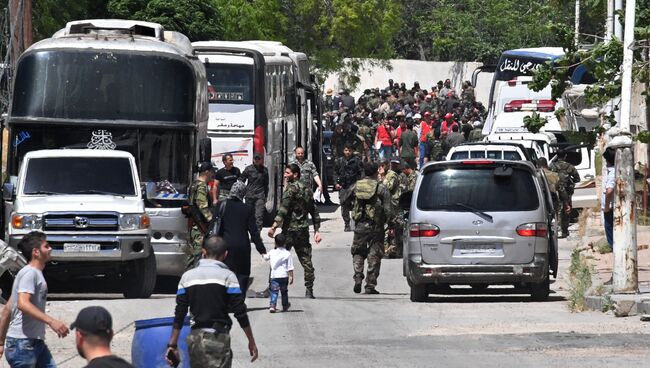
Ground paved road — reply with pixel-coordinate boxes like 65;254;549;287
10;197;650;368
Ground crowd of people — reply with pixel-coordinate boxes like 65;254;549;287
324;78;487;171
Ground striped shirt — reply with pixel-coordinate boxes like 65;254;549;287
173;259;249;330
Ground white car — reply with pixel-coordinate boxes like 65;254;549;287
446;142;535;162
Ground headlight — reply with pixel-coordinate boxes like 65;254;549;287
12;214;43;230
119;214;150;230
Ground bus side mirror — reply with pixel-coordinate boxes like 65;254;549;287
3;183;15;201
199;138;212;163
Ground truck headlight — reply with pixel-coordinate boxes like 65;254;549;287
12;214;43;230
119;214;150;230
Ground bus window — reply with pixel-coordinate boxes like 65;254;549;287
205;64;253;104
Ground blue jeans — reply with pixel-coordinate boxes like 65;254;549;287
419;142;427;168
269;277;289;308
604;210;613;247
378;146;393;161
5;337;56;368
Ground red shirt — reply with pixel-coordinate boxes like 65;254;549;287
441;120;458;134
377;124;393;147
419;122;431;142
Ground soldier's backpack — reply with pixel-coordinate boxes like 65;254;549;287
553;162;574;193
352;180;380;223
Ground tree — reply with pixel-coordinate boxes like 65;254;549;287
33;0;110;41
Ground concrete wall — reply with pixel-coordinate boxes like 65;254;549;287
323;59;494;104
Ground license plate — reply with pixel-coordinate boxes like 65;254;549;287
453;243;503;257
63;243;101;253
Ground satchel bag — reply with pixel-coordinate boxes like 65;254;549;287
207;200;228;237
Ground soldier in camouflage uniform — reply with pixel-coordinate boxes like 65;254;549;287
357;118;374;162
550;150;580;238
239;153;269;232
344;162;393;294
425;129;444;163
393;162;418;258
292;146;324;196
383;158;402;257
331;123;346;159
186;162;214;269
268;163;322;299
537;157;560;215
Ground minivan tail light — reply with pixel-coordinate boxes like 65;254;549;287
409;223;440;237
462;160;493;165
516;223;548;237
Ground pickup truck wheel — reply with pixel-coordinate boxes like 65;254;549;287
410;283;428;303
529;275;550;301
123;251;157;299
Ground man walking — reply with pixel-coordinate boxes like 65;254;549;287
187;162;214;269
344;162;393;294
0;231;69;367
239;153;269;231
335;145;363;232
167;236;258;368
551;150;580;238
268;164;322;299
213;154;241;203
71;306;133;367
383;158;402;257
602;148;616;247
292;146;324;199
398;121;419;172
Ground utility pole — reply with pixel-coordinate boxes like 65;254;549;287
605;0;614;42
8;0;31;65
574;0;580;47
610;0;638;293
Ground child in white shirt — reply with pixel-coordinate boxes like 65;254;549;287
263;233;294;312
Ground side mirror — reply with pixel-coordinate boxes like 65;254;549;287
199;138;212;163
3;183;15;201
399;191;413;211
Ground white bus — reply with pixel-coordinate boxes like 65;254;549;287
192;40;320;220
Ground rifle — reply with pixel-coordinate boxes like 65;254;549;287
181;203;209;235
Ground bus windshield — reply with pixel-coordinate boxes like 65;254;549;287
12;50;195;122
205;64;254;104
10;125;191;195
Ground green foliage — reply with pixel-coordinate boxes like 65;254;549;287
523;112;548;134
636;131;650;144
568;248;593;312
562;130;598;149
33;0;110;41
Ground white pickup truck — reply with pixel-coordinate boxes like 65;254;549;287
3;149;155;298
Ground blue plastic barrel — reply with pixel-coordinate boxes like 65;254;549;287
132;316;191;368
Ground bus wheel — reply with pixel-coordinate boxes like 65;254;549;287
123;252;157;299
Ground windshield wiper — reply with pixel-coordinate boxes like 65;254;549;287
25;190;63;195
454;202;493;223
73;190;126;197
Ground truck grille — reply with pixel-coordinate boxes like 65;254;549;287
43;213;119;231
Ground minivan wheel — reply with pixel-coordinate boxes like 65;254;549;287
529;276;550;301
410;283;429;302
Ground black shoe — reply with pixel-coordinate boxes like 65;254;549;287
305;288;315;299
364;288;380;295
323;200;337;206
344;224;352;232
353;283;362;294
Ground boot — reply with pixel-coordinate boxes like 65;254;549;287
344;222;352;232
353;282;362;294
364;288;380;295
305;288;315;299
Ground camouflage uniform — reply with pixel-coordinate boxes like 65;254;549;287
273;180;321;291
550;159;580;237
293;159;319;190
357;124;373;162
382;169;401;256
187;330;232;368
345;178;393;292
468;127;484;142
425;132;444;162
187;180;212;269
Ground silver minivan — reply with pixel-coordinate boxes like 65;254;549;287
402;159;558;302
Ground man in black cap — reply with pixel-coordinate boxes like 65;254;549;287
71;306;133;367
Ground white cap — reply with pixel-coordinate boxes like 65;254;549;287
413;113;422;120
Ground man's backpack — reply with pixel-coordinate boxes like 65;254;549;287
352;180;380;223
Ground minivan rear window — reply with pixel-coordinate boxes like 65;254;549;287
417;167;539;212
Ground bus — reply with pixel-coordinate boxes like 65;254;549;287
3;20;210;279
192;40;321;221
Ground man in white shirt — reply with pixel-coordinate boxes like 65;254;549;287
602;148;616;247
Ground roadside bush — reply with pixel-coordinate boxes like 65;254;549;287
568;248;593;312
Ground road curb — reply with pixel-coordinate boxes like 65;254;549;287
583;289;650;317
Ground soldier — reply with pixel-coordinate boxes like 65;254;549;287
268;164;322;299
187;162;214;269
551;150;580;238
383;158;402;257
357;118;374;162
335;145;364;232
468;121;484;142
292;146;323;198
425;129;444;163
344;162;393;294
537;157;560;215
239;153;269;232
331;123;346;159
392;162;417;258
